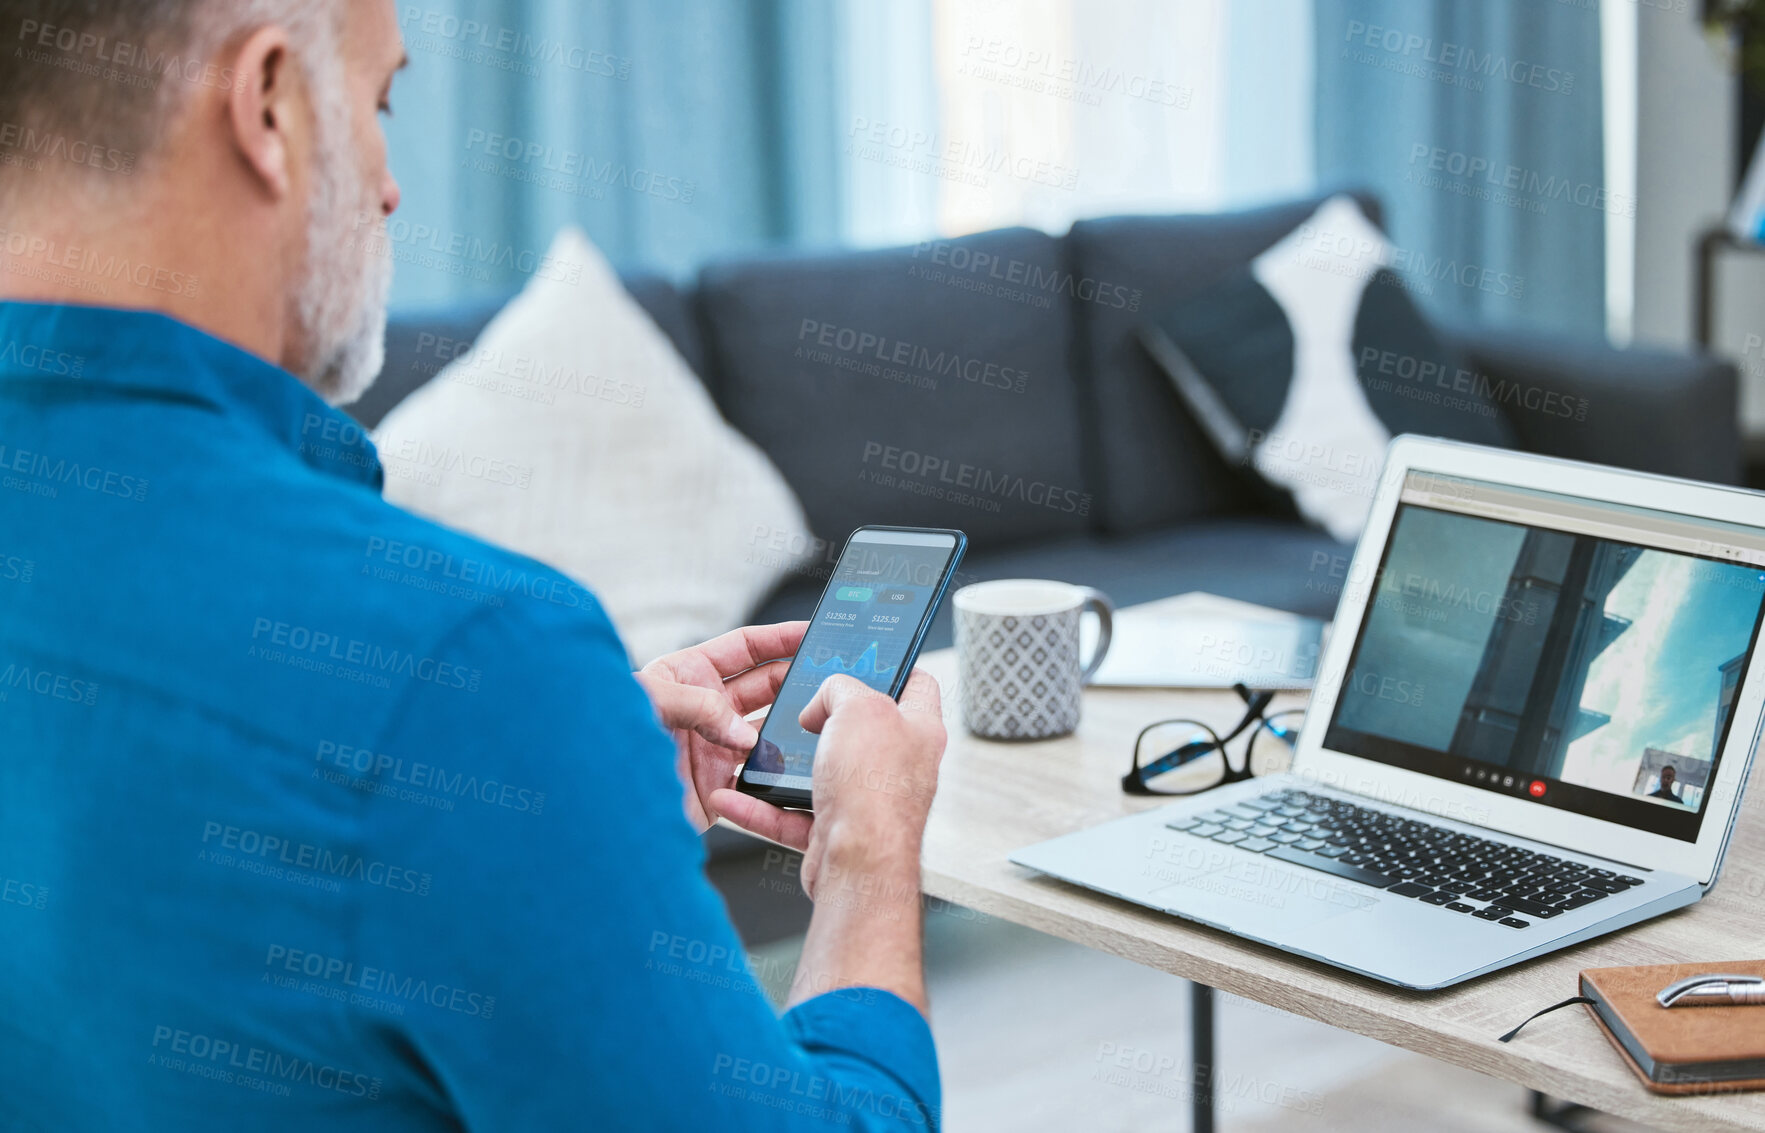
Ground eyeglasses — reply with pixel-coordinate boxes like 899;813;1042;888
1122;684;1305;796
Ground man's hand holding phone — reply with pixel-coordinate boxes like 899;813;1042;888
642;525;963;1017
716;668;947;1016
711;670;947;875
635;621;808;834
642;621;949;1015
634;620;946;863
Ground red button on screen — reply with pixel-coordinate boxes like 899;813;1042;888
1528;780;1547;798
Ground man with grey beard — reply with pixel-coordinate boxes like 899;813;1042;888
0;2;947;1129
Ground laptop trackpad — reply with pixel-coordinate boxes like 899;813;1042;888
1145;853;1380;927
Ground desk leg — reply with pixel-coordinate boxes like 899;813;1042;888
1528;1091;1596;1131
1190;982;1215;1133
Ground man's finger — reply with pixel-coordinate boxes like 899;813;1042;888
797;673;886;734
641;678;757;751
721;658;792;715
687;622;810;680
708;789;813;851
894;668;943;720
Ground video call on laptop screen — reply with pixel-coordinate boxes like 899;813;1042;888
1322;472;1765;843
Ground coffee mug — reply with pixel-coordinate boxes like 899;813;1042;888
953;579;1114;740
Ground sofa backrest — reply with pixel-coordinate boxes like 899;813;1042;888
693;227;1092;550
358;194;1382;553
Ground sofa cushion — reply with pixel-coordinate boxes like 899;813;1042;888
1142;196;1515;543
373;228;814;666
1068;192;1383;535
695;228;1093;552
752;518;1350;652
351;271;704;430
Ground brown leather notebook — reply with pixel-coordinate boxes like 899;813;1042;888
1579;961;1765;1094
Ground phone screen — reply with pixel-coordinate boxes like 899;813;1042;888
739;528;963;800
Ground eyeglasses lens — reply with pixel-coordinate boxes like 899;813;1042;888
1135;720;1225;794
1248;710;1304;777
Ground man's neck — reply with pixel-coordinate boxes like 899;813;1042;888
0;181;288;368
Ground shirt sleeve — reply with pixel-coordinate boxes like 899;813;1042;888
353;591;941;1132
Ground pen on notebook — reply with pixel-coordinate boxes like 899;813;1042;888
1656;974;1765;1007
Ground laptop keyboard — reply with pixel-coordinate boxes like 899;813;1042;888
1164;788;1645;930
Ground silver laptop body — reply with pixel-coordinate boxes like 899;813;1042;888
1012;438;1765;989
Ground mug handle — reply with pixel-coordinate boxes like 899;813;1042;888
1076;587;1115;684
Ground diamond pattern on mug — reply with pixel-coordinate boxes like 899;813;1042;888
957;601;1085;740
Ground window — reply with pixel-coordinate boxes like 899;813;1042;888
838;0;1314;247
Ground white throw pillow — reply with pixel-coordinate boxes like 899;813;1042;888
374;226;814;666
1249;196;1394;542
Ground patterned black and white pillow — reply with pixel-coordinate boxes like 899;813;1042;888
1141;195;1514;541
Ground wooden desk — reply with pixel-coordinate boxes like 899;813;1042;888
914;593;1765;1133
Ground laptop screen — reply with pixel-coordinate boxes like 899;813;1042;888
1322;471;1765;843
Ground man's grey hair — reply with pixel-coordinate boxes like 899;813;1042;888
0;0;339;192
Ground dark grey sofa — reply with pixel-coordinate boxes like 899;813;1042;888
353;190;1740;649
351;191;1739;940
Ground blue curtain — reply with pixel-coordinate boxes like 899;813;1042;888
382;0;846;309
1315;0;1606;334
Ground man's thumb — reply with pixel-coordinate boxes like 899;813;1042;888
655;681;758;750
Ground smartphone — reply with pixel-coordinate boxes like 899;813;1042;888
736;526;967;810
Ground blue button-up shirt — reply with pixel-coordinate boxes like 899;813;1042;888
0;302;939;1131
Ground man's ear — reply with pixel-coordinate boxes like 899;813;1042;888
226;24;298;199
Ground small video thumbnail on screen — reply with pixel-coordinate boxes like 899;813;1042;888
1335;506;1765;811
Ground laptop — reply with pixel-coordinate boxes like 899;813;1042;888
1011;436;1765;989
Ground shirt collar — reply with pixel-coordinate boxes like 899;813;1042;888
0;301;383;490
